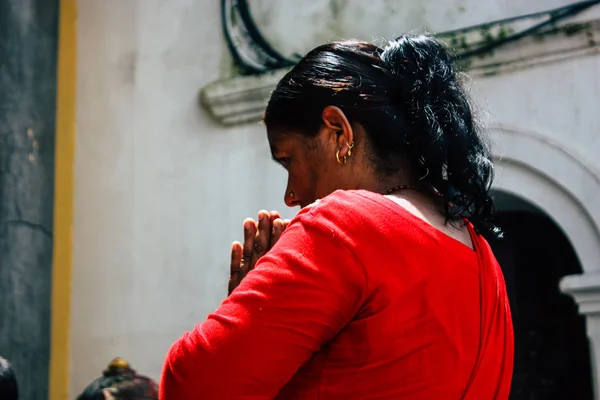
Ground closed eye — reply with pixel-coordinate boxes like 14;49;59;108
272;156;290;168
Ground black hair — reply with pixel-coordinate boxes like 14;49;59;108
0;357;19;400
264;33;499;236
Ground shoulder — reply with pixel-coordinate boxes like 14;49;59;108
299;190;383;218
289;189;402;240
304;189;396;218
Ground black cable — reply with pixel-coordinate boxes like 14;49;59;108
221;0;294;74
441;0;600;37
221;0;250;73
236;0;295;67
457;0;600;59
223;0;600;73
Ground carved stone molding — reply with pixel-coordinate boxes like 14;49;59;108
200;68;288;126
562;273;600;316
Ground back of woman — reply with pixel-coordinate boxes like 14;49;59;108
276;190;512;399
160;33;514;399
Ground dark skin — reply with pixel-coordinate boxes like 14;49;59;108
228;106;473;294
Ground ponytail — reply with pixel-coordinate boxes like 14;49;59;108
380;35;498;235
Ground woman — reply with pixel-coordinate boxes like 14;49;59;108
160;34;513;399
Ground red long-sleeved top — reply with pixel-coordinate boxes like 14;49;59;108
160;190;513;399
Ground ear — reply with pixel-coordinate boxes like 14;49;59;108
321;106;354;157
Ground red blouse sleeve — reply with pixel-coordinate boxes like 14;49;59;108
159;208;368;399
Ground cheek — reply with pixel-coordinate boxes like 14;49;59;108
291;162;332;200
287;166;311;193
286;146;336;201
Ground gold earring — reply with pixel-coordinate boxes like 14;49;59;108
336;149;346;164
336;142;354;164
346;141;355;157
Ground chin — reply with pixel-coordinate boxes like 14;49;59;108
299;198;320;209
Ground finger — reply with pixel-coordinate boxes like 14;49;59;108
270;219;285;247
242;218;257;273
251;210;272;270
269;210;281;222
230;241;243;275
283;219;291;230
229;241;243;295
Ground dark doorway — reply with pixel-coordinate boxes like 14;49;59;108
485;193;593;399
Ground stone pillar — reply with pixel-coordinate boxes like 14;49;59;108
561;273;600;399
0;1;58;399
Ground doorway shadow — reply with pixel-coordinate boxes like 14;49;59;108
485;207;593;399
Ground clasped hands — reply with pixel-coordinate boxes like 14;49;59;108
229;211;291;295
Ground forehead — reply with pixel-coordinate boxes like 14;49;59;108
267;128;304;152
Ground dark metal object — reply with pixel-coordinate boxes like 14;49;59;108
76;358;159;400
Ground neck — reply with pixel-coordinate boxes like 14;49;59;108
353;174;417;195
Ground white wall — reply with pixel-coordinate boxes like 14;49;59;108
474;55;600;169
71;0;294;395
70;0;600;396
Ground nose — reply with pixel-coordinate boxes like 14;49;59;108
284;189;298;208
284;183;301;208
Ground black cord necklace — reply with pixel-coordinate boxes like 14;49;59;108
384;184;442;197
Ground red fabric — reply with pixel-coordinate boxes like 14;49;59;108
160;190;513;399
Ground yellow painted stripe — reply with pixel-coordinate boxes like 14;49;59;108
49;0;77;399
